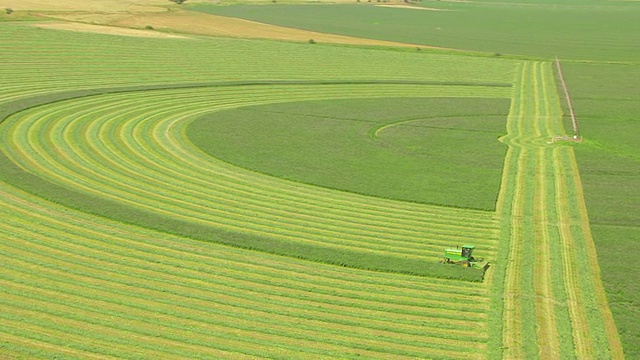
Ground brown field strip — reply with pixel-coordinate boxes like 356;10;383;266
0;0;170;12
8;0;448;48
111;11;431;47
34;22;189;39
34;10;439;48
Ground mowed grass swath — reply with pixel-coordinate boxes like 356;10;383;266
0;0;634;357
0;23;516;358
1;186;491;358
491;61;621;359
192;1;640;355
2;84;505;281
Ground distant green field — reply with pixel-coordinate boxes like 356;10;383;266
190;1;640;61
189;97;509;210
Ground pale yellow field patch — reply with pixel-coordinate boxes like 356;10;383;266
0;0;170;12
375;4;449;11
109;11;436;48
34;22;189;39
1;0;447;48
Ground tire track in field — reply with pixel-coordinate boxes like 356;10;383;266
498;61;623;358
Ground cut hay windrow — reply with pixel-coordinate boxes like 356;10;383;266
0;23;521;359
2;83;502;271
494;61;622;358
0;181;490;358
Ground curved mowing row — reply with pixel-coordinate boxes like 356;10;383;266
0;24;516;110
0;23;518;358
1;181;491;359
2;83;503;268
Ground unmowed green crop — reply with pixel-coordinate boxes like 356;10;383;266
188;97;509;210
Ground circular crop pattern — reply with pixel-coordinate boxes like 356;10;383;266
2;82;500;279
0;81;502;358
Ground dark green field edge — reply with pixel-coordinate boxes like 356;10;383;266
0;82;497;282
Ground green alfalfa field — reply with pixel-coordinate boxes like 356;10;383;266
0;18;511;359
1;0;638;358
192;2;640;355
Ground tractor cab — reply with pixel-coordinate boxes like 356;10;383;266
461;245;475;260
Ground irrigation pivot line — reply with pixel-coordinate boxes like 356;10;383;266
554;57;581;141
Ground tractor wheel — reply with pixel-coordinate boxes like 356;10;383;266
462;261;469;268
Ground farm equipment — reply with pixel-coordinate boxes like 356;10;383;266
441;245;488;270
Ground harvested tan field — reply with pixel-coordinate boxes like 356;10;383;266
34;22;189;39
2;0;442;48
108;11;434;48
0;0;169;12
375;5;448;10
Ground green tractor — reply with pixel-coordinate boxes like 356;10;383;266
442;245;488;270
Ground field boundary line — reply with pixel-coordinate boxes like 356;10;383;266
554;57;581;140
